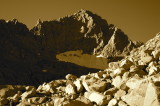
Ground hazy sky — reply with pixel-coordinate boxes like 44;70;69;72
0;0;160;42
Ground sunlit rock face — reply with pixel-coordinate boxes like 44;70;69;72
101;24;136;58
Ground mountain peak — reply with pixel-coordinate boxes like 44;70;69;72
10;18;18;24
156;32;160;37
73;9;98;23
76;9;95;16
31;9;111;54
36;19;43;25
77;9;88;13
6;18;21;25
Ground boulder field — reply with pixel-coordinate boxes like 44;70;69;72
0;33;159;106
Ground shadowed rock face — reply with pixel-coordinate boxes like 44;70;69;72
0;19;43;85
0;10;138;85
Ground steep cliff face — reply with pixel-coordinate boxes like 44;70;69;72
101;24;136;58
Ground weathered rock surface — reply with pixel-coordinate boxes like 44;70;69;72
21;88;36;100
65;84;77;95
74;79;83;93
82;77;108;92
143;82;160;106
88;92;111;105
108;98;118;106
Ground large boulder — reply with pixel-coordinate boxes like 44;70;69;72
0;85;17;98
140;50;154;65
65;84;77;95
74;79;84;93
112;76;124;89
87;92;111;105
63;96;93;106
122;78;148;106
21;88;36;100
121;90;145;106
143;82;160;106
82;77;108;92
108;98;118;106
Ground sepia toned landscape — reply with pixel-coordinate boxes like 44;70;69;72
0;1;160;106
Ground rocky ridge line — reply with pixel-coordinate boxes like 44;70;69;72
31;9;137;57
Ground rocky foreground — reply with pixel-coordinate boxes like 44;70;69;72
0;34;159;105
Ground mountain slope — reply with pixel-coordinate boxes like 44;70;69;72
31;9;137;57
0;10;138;85
31;9;110;54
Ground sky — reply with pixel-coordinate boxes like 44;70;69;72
0;0;160;42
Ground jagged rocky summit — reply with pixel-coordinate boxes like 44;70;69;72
31;9;137;57
0;9;139;85
0;33;159;106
